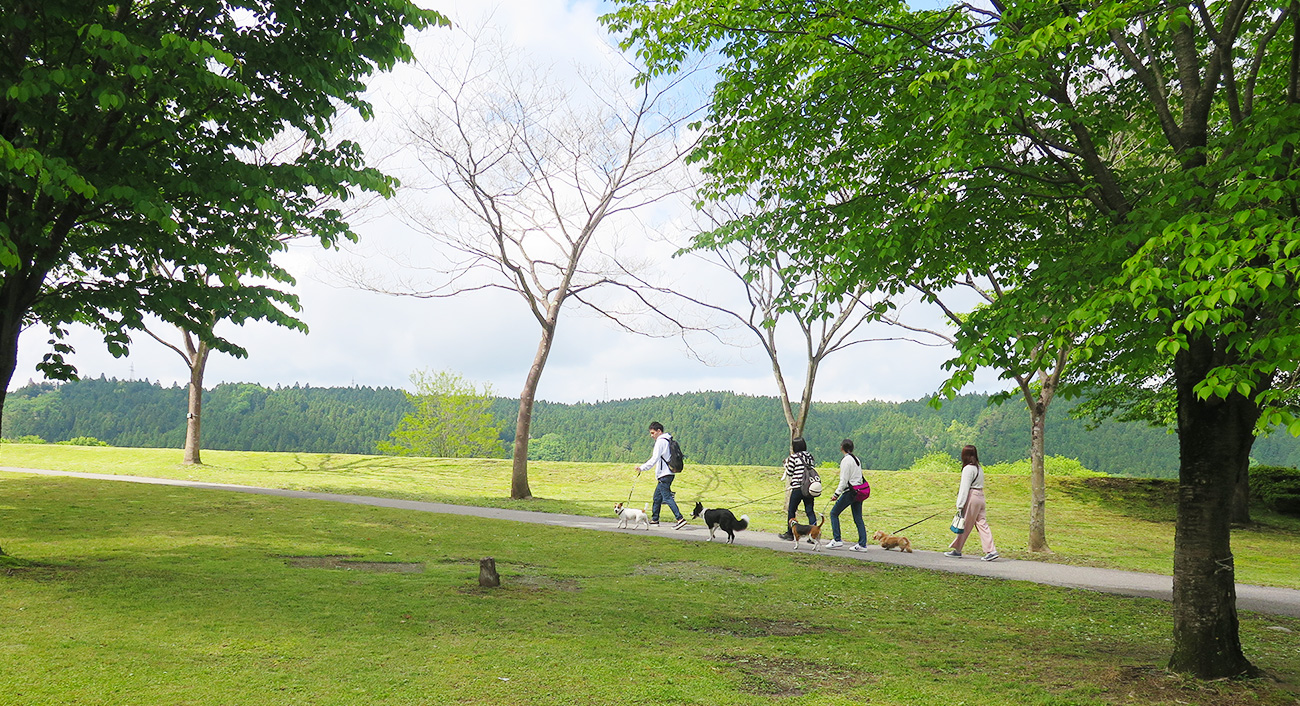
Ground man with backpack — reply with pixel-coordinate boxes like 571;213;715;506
635;421;688;529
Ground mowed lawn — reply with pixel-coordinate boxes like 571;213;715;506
2;473;1299;706
2;444;1299;588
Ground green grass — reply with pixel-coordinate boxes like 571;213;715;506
2;474;1299;706
2;444;1299;590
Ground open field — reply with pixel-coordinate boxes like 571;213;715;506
2;444;1298;588
2;472;1299;706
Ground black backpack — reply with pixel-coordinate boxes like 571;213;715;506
666;436;685;472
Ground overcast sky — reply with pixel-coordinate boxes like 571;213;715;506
11;0;1006;405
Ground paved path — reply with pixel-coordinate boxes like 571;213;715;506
5;465;1300;619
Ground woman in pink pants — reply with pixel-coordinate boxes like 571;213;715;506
945;445;999;561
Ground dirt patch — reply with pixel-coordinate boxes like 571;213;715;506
633;561;770;584
711;654;872;697
283;556;424;573
689;617;832;638
1089;665;1297;706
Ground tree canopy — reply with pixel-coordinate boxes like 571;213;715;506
606;0;1300;679
0;0;446;430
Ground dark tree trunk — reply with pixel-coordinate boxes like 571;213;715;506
1167;336;1259;678
1230;458;1251;525
0;283;29;437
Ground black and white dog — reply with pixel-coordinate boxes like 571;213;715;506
690;501;749;544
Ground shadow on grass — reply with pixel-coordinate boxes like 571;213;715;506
1056;477;1179;523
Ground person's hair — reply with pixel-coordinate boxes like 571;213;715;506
791;436;807;453
842;438;860;467
961;445;980;467
648;421;664;432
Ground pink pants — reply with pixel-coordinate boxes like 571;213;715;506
949;488;996;554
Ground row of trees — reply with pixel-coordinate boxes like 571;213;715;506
8;377;1300;473
2;378;408;454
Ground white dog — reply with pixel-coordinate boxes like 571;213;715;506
614;502;650;530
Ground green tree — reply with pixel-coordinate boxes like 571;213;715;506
607;0;1300;679
0;0;446;434
378;370;507;459
527;433;569;462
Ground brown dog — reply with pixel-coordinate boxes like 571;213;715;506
872;529;913;553
789;514;824;551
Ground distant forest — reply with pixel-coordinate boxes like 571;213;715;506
4;376;1300;477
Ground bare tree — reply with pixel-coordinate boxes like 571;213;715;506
674;238;930;439
346;27;700;499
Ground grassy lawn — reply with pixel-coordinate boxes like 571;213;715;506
3;444;1298;588
2;474;1298;706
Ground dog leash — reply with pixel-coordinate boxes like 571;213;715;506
721;490;787;511
626;473;640;504
892;511;945;535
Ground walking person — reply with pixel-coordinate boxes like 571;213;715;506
780;436;817;540
945;444;999;561
635;421;688;529
826;439;869;551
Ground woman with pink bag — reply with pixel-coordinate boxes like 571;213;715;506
945;444;1000;561
826;438;871;551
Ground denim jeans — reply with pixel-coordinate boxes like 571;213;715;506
829;492;866;544
786;488;816;525
651;473;682;522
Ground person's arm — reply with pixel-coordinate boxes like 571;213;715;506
955;464;976;509
835;455;855;496
640;436;668;473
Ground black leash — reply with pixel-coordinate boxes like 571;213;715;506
892;511;945;535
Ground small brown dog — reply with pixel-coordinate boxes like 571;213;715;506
789;514;824;551
872;529;913;553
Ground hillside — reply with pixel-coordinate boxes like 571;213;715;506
4;376;1300;476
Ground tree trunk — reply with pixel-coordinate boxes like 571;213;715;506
0;277;35;437
511;321;558;500
1027;400;1050;552
1167;337;1258;678
0;314;18;438
1230;456;1251;525
182;341;210;465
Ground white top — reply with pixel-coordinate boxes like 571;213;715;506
835;453;864;495
955;463;984;509
638;433;674;479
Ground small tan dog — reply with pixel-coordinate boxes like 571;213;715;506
789;514;824;551
872;529;913;553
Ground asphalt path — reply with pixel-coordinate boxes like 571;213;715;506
4;465;1300;619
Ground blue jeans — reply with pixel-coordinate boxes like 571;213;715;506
652;474;682;522
786;488;816;525
830;492;866;544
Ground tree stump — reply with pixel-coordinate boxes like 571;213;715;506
478;557;500;587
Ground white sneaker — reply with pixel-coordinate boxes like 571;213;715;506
848;544;867;552
826;540;845;549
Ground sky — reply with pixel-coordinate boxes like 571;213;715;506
10;0;1007;406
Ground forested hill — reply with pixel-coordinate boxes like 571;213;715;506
4;377;1300;477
